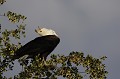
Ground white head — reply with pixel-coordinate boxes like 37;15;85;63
35;26;58;37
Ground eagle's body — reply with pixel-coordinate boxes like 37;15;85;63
13;27;60;60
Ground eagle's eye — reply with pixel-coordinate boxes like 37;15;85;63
40;30;42;32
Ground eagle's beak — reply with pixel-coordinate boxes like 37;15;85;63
35;29;38;33
38;26;41;30
35;26;41;33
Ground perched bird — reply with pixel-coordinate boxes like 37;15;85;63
12;27;60;60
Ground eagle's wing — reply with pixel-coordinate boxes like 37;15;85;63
13;35;60;59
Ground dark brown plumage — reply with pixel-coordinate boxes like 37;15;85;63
12;27;60;60
13;35;60;60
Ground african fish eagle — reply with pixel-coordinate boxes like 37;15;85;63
12;27;60;60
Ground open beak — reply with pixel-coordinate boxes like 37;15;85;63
35;26;41;33
38;26;41;30
35;29;37;33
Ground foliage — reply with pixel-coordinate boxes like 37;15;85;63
0;11;27;23
6;11;27;23
0;1;26;77
0;0;6;5
0;24;26;71
0;1;108;79
13;52;107;79
0;23;26;78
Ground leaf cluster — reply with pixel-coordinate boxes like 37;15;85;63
0;0;6;5
0;24;26;55
0;24;26;75
6;11;27;23
13;52;108;79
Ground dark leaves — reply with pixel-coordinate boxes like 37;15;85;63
13;52;107;79
6;11;27;23
0;0;6;5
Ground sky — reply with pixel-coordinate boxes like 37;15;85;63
0;0;120;79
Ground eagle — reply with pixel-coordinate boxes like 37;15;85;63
12;27;60;60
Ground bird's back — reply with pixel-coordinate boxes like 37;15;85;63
12;35;60;60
